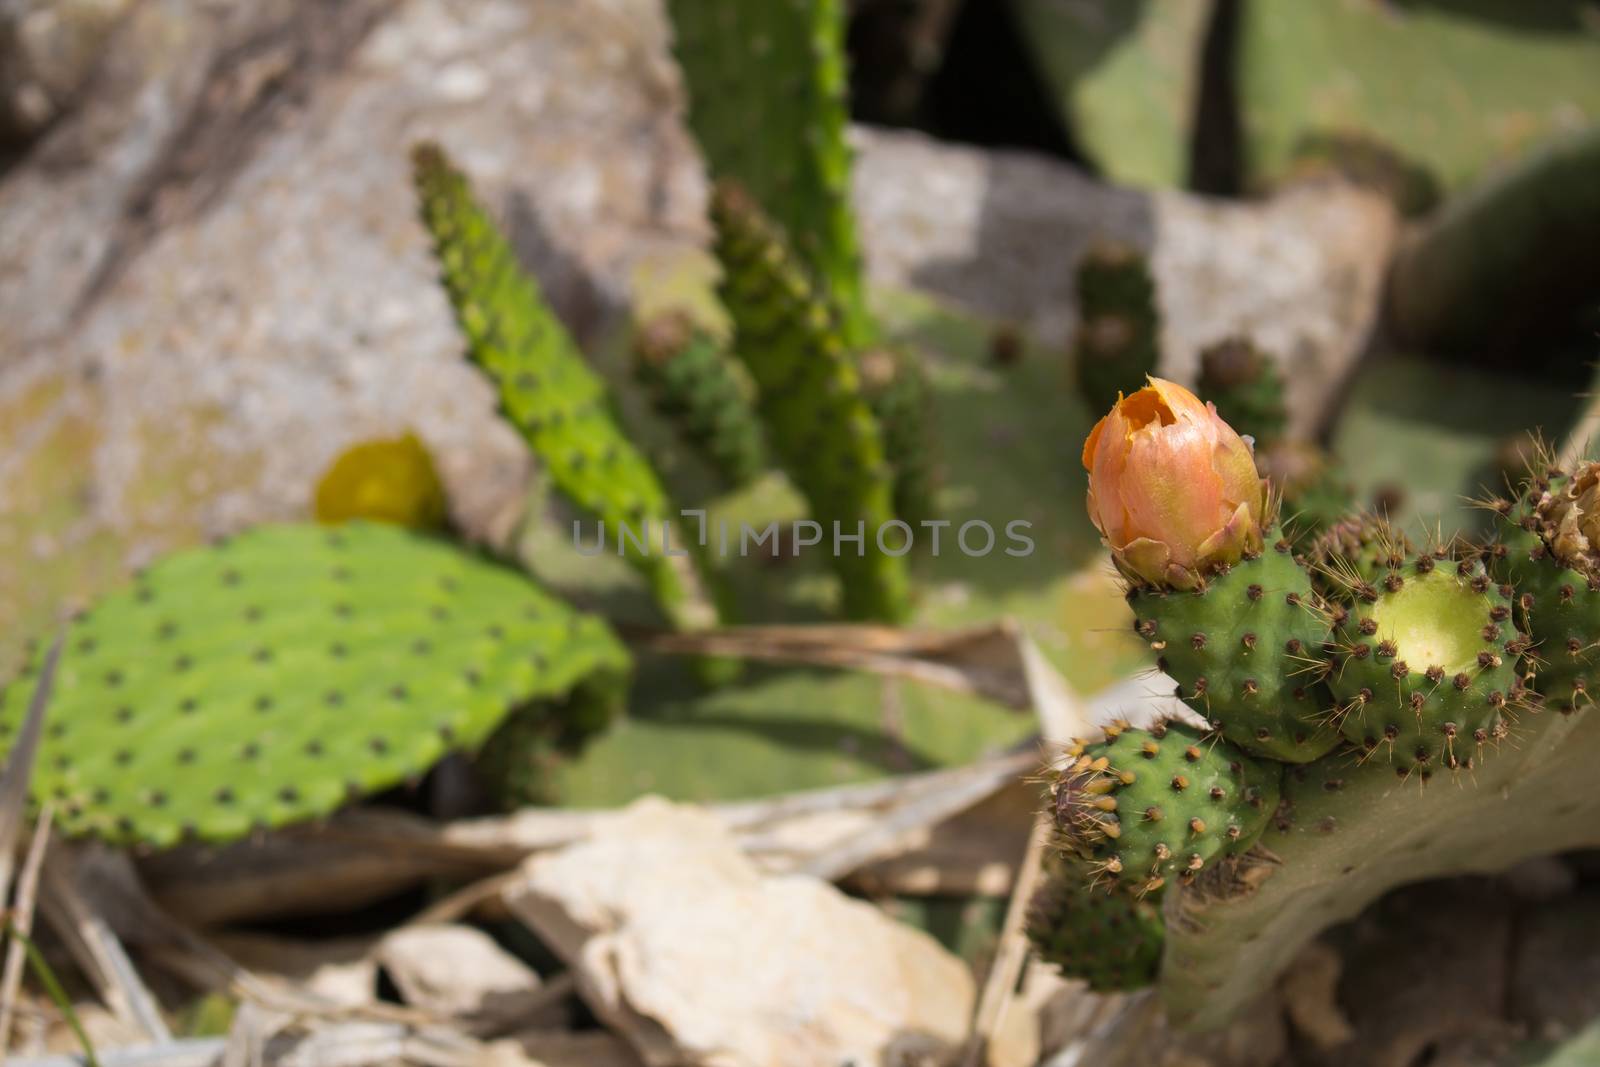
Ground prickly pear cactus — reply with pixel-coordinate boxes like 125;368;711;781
858;345;938;528
1491;462;1600;716
666;0;874;350
1049;720;1281;895
1323;552;1518;772
474;674;625;809
709;181;910;622
314;432;447;530
1027;856;1165;992
412;143;722;636
1072;240;1161;416
1128;538;1340;763
0;523;630;847
632;310;768;491
1197;338;1286;448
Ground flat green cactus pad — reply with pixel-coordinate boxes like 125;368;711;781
1237;2;1600;199
0;523;629;848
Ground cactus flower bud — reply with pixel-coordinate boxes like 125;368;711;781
1082;377;1267;589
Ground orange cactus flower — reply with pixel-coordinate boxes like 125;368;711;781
1082;377;1267;589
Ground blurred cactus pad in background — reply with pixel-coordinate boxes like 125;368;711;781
0;0;1599;1057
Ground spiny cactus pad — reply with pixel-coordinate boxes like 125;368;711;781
710;181;910;622
632;310;768;491
1071;240;1160;418
1326;554;1517;771
411;143;721;635
0;523;630;847
667;0;873;350
1027;857;1165;992
1129;540;1340;763
1049;721;1281;894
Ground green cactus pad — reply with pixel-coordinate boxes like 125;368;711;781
709;181;910;622
411;143;722;636
1049;721;1281;895
632;310;769;491
0;523;630;847
858;345;938;528
1071;240;1161;418
667;0;873;350
1129;539;1340;763
1027;856;1165;993
1326;554;1518;771
1196;338;1286;448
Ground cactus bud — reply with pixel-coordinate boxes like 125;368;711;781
1083;377;1268;590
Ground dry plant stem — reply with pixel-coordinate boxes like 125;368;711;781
0;805;53;1060
0;636;62;894
961;813;1049;1067
40;853;170;1044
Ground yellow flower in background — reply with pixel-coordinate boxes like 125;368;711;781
1082;377;1266;589
314;432;448;530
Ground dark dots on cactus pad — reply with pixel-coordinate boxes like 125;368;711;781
104;669;125;687
329;642;348;659
1357;618;1378;636
177;748;196;765
254;695;274;713
1426;666;1446;683
389;684;408;701
240;742;261;761
113;749;132;766
331;566;351;582
76;636;96;655
135;586;155;603
220;568;241;587
1453;673;1471;690
156;620;178;640
431;606;451;623
324;690;343;707
304;739;324;757
333;603;353;618
1190;633;1207;650
215;786;234;804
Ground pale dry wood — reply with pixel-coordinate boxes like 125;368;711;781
960;813;1049;1067
0;805;53;1060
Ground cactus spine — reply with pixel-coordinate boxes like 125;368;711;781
709;182;911;622
412;144;723;636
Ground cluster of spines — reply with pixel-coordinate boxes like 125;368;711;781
632;309;769;491
858;346;938;528
709;181;911;622
1071;239;1161;416
411;143;723;636
667;0;874;351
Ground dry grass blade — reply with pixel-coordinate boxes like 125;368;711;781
0;634;63;894
0;804;54;1060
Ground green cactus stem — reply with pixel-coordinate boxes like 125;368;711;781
1127;535;1341;763
412;143;723;637
0;523;630;847
858;345;938;528
1027;855;1165;992
632;309;769;491
667;0;874;350
709;181;911;622
1196;337;1286;448
1071;240;1161;417
1048;720;1281;896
